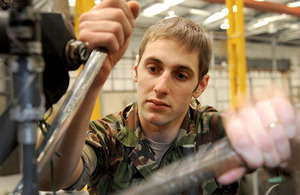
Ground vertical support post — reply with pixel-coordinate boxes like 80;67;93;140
226;0;247;110
75;0;102;120
9;0;45;194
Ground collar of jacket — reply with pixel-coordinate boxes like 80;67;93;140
115;101;199;178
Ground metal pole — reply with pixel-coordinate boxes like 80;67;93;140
36;50;107;179
120;138;245;195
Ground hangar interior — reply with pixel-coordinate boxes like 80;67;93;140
0;0;300;194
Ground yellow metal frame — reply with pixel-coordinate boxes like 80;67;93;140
75;0;102;120
226;0;247;110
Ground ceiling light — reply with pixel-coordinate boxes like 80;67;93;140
233;5;237;13
220;23;230;29
287;1;300;8
68;0;75;7
94;0;101;5
165;10;177;19
289;23;300;30
252;19;268;29
254;0;264;2
189;9;210;16
168;10;175;16
143;3;169;16
164;0;185;6
221;8;228;15
220;19;229;29
204;11;226;24
249;14;292;30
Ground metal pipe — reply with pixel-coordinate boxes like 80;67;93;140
120;138;245;195
120;136;300;195
12;49;107;194
36;50;107;179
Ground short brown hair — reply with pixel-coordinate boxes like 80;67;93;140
138;17;212;81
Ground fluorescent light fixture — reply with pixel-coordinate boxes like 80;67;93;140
165;10;177;19
287;1;300;7
249;14;291;30
164;0;185;6
289;23;300;30
189;8;210;16
252;19;268;28
220;19;229;30
233;5;237;13
68;0;75;7
220;23;230;29
221;8;228;15
204;11;226;24
143;3;169;16
168;10;175;16
95;0;101;5
226;6;237;13
254;0;264;2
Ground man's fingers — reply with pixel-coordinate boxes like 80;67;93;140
93;0;137;27
127;1;140;20
239;107;281;168
270;96;297;139
255;100;291;162
225;96;295;170
217;167;246;185
225;114;264;169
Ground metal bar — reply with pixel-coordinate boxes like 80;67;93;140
120;138;245;195
13;49;107;195
75;0;101;121
36;50;107;179
121;136;300;195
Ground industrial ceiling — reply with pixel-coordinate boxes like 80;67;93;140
29;0;300;46
133;0;300;46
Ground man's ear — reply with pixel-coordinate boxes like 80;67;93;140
193;74;210;98
133;55;139;82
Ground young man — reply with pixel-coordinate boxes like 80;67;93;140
40;0;300;194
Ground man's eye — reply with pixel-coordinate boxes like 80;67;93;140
177;73;188;80
149;67;157;72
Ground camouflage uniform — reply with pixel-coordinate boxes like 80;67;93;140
68;99;238;195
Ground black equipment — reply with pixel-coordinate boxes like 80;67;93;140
0;1;89;194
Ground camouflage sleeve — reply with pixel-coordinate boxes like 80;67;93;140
195;105;226;148
64;144;97;191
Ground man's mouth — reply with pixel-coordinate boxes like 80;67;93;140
147;99;170;107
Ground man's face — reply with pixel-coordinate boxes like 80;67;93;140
133;38;208;128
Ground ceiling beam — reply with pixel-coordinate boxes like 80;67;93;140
203;0;300;18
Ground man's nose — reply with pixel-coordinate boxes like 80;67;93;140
154;72;171;96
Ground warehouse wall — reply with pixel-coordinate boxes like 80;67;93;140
0;30;299;117
101;32;300;115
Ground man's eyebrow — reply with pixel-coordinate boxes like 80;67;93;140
144;56;196;75
174;65;194;73
144;56;163;65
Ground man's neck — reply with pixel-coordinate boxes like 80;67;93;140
139;115;185;143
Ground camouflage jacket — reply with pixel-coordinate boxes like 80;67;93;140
79;100;238;195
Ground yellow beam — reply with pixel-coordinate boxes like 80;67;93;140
74;0;95;37
75;0;102;120
226;0;247;110
235;0;247;97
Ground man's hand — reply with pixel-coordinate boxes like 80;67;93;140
218;93;300;185
78;0;140;87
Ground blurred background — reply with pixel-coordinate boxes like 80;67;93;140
0;0;300;194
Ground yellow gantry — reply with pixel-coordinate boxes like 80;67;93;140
75;0;102;120
225;0;247;110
